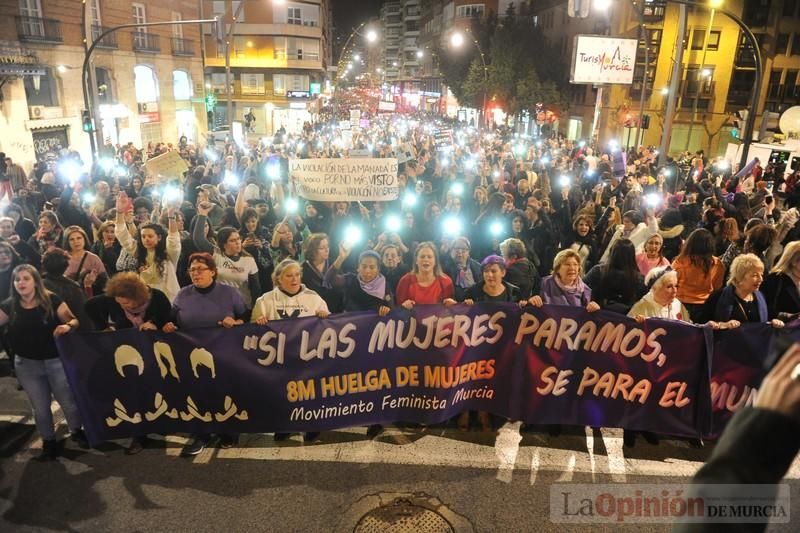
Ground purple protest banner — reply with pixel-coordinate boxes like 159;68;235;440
57;304;715;445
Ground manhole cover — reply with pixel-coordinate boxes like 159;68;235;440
354;497;454;533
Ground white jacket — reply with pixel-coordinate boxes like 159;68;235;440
600;218;658;264
251;285;329;321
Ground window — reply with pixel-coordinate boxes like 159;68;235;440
767;69;783;99
456;4;485;18
211;73;228;91
173;70;192;100
273;74;285;95
24;66;58;106
95;67;113;104
134;65;158;103
727;69;755;106
743;0;770;27
777;33;790;55
685;66;714;95
19;0;44;37
89;0;101;25
691;29;720;50
172;12;182;38
240;73;264;95
287;7;301;25
140;123;162;145
132;3;146;47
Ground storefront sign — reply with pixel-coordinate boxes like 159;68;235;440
288;90;310;98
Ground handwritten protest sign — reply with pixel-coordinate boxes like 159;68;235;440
289;158;399;201
143;151;189;185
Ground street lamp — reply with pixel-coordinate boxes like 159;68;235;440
366;29;378;43
449;29;488;130
416;50;424;59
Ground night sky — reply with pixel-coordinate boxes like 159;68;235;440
332;0;383;53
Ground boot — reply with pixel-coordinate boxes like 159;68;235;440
477;411;492;432
457;411;470;431
36;439;59;461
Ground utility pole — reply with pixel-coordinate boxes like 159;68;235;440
657;3;687;166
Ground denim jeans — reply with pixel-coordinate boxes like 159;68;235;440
14;356;82;441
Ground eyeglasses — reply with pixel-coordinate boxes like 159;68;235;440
188;267;211;274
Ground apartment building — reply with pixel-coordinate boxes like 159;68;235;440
533;0;800;155
201;0;332;136
0;0;206;167
380;0;402;84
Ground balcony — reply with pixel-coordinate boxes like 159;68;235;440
171;37;194;57
16;16;62;43
132;32;160;53
232;23;321;39
642;1;667;22
274;50;320;61
91;25;118;49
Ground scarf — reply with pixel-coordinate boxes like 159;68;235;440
553;274;587;295
359;274;387;300
455;265;475;289
122;297;150;329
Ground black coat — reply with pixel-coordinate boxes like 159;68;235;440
463;281;521;303
760;272;800;320
504;258;540;300
85;289;172;330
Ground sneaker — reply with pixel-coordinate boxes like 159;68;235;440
366;424;384;438
36;439;59;461
125;436;148;455
304;432;320;442
180;436;210;457
218;434;238;449
70;429;90;449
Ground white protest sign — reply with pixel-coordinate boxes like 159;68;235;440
143;150;189;185
396;142;416;164
289;158;399;201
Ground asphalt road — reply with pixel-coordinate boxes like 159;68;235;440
1;364;799;533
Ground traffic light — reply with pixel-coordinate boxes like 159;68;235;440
215;16;225;45
205;92;217;112
641;114;651;129
81;110;93;133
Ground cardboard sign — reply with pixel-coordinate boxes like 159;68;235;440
143;150;189;185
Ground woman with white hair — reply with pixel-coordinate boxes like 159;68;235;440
705;253;784;329
629;266;691;323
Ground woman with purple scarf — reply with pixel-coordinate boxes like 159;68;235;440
324;248;393;317
325;247;393;438
526;249;601;312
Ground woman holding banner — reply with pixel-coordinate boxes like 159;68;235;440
252;258;329;442
0;264;87;460
325;248;393;438
671;228;725;323
445;255;520;432
706;253;785;330
762;241;800;321
524;248;599;438
396;242;454;309
164;252;247;457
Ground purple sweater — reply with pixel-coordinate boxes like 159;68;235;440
172;282;247;328
539;275;592;307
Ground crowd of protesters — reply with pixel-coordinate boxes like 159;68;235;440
2;112;800;460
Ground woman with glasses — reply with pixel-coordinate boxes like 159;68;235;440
192;202;261;309
163;252;247;457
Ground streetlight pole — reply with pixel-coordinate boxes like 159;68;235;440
82;18;218;161
224;0;247;136
332;22;377;120
450;29;488;131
